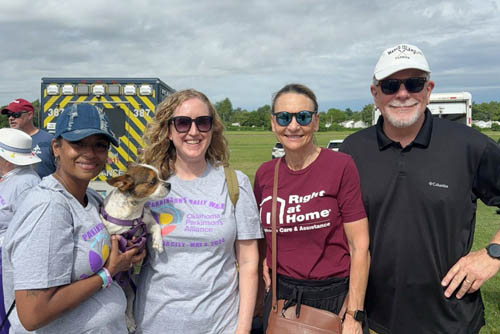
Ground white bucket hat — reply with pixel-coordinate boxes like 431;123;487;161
374;43;431;80
0;128;41;166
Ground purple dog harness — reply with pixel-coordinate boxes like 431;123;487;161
100;207;147;253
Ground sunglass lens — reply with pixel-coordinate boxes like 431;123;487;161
276;112;292;126
296;111;312;126
380;80;401;94
195;116;213;132
380;78;426;94
405;78;426;93
173;117;192;133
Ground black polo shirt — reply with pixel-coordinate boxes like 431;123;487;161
340;110;500;334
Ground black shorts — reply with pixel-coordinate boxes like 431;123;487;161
261;274;368;333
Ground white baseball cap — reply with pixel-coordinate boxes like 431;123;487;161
374;43;431;80
0;128;41;166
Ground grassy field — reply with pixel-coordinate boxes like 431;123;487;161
226;130;500;333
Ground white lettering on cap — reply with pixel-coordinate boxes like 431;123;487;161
67;109;79;131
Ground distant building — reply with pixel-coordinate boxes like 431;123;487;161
472;120;500;128
340;120;368;129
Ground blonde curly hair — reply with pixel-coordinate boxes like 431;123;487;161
140;89;229;179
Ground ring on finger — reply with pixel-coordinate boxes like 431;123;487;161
464;278;472;284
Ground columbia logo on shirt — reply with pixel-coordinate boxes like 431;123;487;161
428;181;449;189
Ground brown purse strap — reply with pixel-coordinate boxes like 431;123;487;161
271;158;280;313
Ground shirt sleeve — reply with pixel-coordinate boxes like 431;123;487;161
11;198;74;290
338;157;367;223
473;140;500;207
14;177;40;210
235;171;264;240
253;167;262;206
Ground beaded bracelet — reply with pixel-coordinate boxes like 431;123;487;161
97;268;113;289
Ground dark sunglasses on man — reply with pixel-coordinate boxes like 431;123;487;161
377;77;427;95
169;115;213;133
273;110;316;127
5;111;28;119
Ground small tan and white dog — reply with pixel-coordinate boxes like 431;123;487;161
100;163;170;333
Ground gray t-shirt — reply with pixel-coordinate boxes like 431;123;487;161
0;166;40;246
134;164;263;334
2;175;127;334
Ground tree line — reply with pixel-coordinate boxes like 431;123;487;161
1;99;499;131
215;97;374;131
471;101;500;121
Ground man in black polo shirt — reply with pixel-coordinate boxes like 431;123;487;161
341;43;500;334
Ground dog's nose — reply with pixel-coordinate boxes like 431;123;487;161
164;182;171;191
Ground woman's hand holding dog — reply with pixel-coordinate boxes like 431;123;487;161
105;235;146;276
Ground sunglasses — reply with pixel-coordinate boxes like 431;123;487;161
170;116;213;133
378;77;427;95
5;111;28;118
273;111;316;127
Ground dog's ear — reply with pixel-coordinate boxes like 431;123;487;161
106;174;135;191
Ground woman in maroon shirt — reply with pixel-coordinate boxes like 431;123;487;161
254;83;370;334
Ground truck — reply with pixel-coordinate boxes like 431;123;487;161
40;77;175;195
372;92;472;127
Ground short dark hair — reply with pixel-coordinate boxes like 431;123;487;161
271;83;318;113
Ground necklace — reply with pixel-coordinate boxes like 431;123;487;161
286;146;321;171
53;173;70;192
53;173;88;206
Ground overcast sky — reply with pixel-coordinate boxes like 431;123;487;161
1;0;499;112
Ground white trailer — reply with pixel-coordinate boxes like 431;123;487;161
372;92;472;127
427;92;472;126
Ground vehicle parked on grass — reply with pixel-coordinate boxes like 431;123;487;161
271;142;285;159
326;139;343;151
40;77;175;196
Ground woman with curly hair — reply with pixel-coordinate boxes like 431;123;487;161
134;89;263;334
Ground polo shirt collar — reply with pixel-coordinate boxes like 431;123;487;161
376;108;433;150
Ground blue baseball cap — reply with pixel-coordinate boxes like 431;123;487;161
55;104;119;146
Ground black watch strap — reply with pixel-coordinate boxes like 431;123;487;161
346;309;366;322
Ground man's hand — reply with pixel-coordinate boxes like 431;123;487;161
441;248;500;299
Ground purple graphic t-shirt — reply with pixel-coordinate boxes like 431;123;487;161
134;164;263;334
2;176;127;334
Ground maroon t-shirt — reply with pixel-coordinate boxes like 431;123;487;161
254;148;366;280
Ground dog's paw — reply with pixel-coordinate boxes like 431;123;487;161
126;315;137;333
152;235;164;253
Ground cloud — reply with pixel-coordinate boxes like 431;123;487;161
1;0;499;111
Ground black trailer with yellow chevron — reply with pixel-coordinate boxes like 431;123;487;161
40;77;175;195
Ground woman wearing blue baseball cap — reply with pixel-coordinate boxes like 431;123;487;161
2;104;144;333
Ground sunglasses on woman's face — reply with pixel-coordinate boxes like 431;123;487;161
5;111;28;118
170;116;213;133
378;77;427;95
273;110;316;127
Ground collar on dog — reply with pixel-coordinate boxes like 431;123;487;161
100;207;145;226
